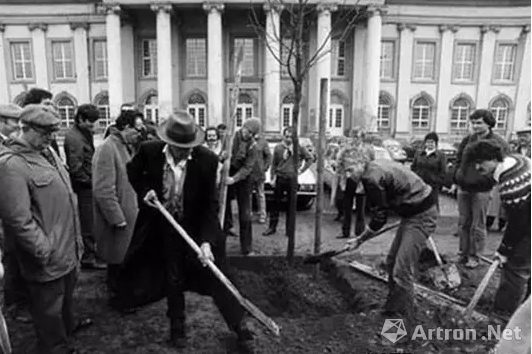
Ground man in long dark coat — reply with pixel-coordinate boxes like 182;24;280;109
125;111;255;351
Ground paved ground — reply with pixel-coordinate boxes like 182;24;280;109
226;192;504;260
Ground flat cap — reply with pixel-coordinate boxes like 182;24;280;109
0;104;23;120
20;104;61;131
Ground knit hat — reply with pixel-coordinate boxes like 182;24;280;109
470;109;496;128
242;117;261;135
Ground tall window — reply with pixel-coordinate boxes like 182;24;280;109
281;38;296;77
141;39;157;78
235;93;253;127
144;94;159;124
52;41;74;80
490;98;509;131
187;93;207;128
413;41;436;80
93;40;108;79
10;41;33;80
450;98;471;133
380;40;395;79
377;95;391;131
328;105;344;131
95;94;110;133
185;38;206;77
453;43;476;81
233;38;255;77
331;39;345;77
281;95;295;129
494;44;517;82
411;97;431;131
56;95;76;129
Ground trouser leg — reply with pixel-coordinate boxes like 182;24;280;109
494;254;531;316
76;189;96;263
268;177;285;230
256;182;267;220
162;228;186;331
27;270;76;354
341;179;356;237
4;251;29;309
236;180;253;255
469;191;490;257
223;187;234;232
457;189;472;257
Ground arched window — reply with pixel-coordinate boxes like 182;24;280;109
95;93;110;133
144;94;159;124
450;97;471;133
56;95;76;129
328;92;346;136
236;93;253;128
490;98;509;131
187;93;207;128
281;94;295;129
377;94;391;132
411;96;432;132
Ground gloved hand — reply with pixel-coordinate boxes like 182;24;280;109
345;227;376;251
199;242;215;266
494;252;508;264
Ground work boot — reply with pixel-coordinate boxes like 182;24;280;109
262;227;276;236
168;321;187;349
236;318;256;353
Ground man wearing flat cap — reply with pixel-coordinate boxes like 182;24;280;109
0;103;22;143
123;111;255;351
0;104;83;354
224;118;261;256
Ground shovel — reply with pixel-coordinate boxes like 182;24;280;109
463;258;501;318
426;237;461;290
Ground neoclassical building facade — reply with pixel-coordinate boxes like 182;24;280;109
0;0;530;141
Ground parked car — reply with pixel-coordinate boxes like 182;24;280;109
263;138;317;210
382;138;407;163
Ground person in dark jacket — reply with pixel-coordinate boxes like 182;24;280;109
0;105;83;354
224;119;260;255
411;132;447;206
250;133;272;224
454;109;511;268
125;111;255;352
343;157;438;328
263;126;313;236
21;88;61;156
64;104;104;270
464;140;530;317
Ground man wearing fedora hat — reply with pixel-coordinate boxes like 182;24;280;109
126;110;255;351
0;104;83;354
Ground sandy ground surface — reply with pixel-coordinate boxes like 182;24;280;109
9;193;508;353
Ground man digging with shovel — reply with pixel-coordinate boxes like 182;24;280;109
340;154;439;330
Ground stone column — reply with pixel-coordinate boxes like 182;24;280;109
394;23;416;135
475;25;499;108
105;5;123;119
71;22;91;104
435;25;459;134
364;6;383;132
316;3;337;132
0;24;9;103
28;23;49;90
263;3;283;132
512;25;531;131
203;3;224;126
151;3;174;119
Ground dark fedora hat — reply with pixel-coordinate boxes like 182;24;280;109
156;110;205;148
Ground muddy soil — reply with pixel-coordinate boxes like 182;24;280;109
9;256;498;354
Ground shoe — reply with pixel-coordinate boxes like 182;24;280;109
225;229;238;237
236;318;256;353
244;252;257;257
334;214;343;222
72;318;93;335
258;217;266;224
167;336;187;349
336;235;349;239
465;258;479;269
262;228;276;236
81;259;108;270
168;322;187;348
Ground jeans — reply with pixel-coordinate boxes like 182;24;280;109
251;180;266;220
385;205;438;315
26;269;77;354
341;178;366;237
76;188;96;262
268;176;293;231
224;179;253;255
457;188;491;258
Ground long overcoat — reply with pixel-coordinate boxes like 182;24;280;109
92;133;138;264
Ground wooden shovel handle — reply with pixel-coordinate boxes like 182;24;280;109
463;259;501;318
427;237;444;267
153;200;281;336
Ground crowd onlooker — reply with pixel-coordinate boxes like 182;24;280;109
250;131;271;224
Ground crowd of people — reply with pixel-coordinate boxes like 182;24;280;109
0;88;529;353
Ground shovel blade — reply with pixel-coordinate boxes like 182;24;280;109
428;264;461;290
444;264;461;289
428;267;449;290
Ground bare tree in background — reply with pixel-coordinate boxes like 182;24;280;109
250;0;363;263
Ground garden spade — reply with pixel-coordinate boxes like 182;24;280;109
463;258;501;318
0;308;11;354
426;237;461;290
304;222;401;264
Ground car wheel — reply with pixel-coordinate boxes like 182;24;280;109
297;196;315;211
